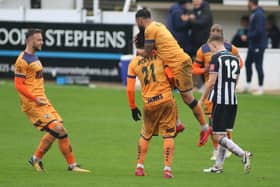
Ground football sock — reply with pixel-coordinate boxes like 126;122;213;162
227;131;233;140
58;136;76;165
219;137;245;157
164;166;171;171
200;124;209;131
34;133;56;160
137;164;144;169
163;138;174;167
137;137;150;165
215;145;226;168
192;104;207;127
176;119;182;127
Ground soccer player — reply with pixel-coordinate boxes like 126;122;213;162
199;34;252;174
193;24;244;160
127;31;177;179
14;29;90;172
135;8;211;147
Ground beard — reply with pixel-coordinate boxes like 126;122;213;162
138;25;145;33
33;45;42;51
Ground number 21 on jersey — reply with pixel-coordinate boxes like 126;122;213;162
142;63;156;85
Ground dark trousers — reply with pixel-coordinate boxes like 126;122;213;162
245;48;265;86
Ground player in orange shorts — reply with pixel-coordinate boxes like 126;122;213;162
14;29;90;172
192;24;244;160
135;8;211;147
127;31;177;179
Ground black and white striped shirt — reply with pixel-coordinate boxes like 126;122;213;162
208;50;240;105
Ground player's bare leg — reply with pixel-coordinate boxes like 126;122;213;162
163;138;174;179
180;91;211;146
135;137;150;176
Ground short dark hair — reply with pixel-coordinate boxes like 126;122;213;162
135;8;151;19
241;15;249;22
249;0;258;5
208;34;224;43
178;0;187;5
25;29;42;39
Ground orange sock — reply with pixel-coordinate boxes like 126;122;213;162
192;105;207;126
58;136;76;165
34;133;56;160
137;137;150;165
163;138;174;167
227;131;232;140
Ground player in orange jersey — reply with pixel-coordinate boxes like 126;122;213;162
127;32;177;179
135;8;211;147
134;29;185;136
14;29;90;172
192;24;244;160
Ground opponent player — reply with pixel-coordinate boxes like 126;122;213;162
135;8;211;147
199;34;252;174
127;31;177;179
14;29;90;172
193;24;244;160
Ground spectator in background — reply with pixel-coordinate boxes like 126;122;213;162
242;0;267;95
166;0;192;54
181;0;213;57
231;15;249;48
266;14;280;48
181;0;213;91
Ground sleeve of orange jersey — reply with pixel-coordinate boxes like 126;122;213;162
232;45;244;69
14;60;36;101
192;48;205;75
126;60;137;109
14;77;36;101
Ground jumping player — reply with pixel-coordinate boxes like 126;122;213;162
135;8;211;147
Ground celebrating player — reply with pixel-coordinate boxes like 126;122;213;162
193;24;244;160
199;34;252;174
127;31;177;179
14;29;90;172
135;8;211;147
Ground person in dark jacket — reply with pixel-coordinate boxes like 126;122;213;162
166;0;192;54
181;0;213;90
182;0;213;57
266;14;280;48
242;0;267;95
231;15;249;48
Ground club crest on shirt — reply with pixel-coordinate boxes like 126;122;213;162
45;113;51;119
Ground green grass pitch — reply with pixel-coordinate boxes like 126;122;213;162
0;81;279;187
